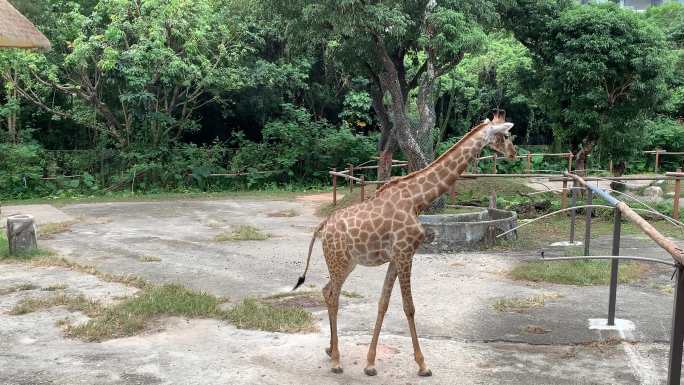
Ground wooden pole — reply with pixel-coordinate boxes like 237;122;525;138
675;168;682;221
656;150;661;174
332;168;337;206
526;153;532;173
609;159;613;174
349;163;354;193
360;176;365;202
561;180;568;210
568;153;573;172
492;154;497;174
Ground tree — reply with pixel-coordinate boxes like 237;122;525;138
502;2;672;174
2;0;255;149
272;0;490;181
549;4;671;173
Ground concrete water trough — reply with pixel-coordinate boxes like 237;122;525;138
418;207;518;253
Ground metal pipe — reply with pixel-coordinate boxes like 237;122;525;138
570;188;577;243
608;209;621;326
668;264;684;385
584;189;593;256
566;172;684;266
540;255;675;267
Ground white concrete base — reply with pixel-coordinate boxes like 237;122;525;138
588;318;635;331
550;241;584;247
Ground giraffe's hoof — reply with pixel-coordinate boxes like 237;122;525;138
325;347;332;357
331;367;343;374
418;368;433;377
364;367;377;376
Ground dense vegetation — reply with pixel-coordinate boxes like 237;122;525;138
1;0;683;199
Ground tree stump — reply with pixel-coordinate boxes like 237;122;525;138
7;215;37;256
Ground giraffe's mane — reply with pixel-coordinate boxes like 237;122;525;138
374;120;489;196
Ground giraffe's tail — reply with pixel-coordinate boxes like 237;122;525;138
293;219;327;291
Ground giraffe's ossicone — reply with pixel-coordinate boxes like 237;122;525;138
293;110;517;377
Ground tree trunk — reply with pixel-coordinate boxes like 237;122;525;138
575;140;594;177
7;215;37;256
611;160;626;192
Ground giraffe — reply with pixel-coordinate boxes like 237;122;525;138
293;111;517;377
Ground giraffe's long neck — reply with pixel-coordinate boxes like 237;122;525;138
409;129;488;211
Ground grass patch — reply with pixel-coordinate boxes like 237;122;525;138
66;284;224;341
27;256;148;289
214;225;269;241
38;221;77;238
3;188;332;207
0;233;53;261
652;283;674;295
267;209;299;217
492;293;561;313
225;298;316;333
341;290;363;299
509;260;645;286
495;215;684;252
10;293;101;316
42;284;67;291
0;283;39;295
139;255;162;263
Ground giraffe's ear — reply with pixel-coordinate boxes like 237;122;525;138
483;118;491;124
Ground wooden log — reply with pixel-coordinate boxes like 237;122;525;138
360;176;365;202
561;180;568;210
492;154;497;174
7;215;37;256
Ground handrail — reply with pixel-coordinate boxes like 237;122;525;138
564;172;684;265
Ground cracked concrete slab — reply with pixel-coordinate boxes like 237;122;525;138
0;197;680;384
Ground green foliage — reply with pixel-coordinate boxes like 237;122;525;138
549;4;672;161
230;104;376;187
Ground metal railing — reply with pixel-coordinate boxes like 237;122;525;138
499;171;684;384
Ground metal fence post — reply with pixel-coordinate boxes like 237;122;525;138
332;168;337;206
584;188;593;256
656;150;661;174
561;179;568;210
668;263;684;385
608;209;622;326
570;187;577;244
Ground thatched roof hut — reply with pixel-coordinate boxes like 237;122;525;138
0;0;50;49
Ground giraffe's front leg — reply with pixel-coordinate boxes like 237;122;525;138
364;262;397;376
323;280;343;373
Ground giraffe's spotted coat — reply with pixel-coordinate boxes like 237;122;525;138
307;114;516;376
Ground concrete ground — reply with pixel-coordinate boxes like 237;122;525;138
0;197;682;384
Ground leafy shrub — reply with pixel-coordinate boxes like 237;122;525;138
230;104;376;187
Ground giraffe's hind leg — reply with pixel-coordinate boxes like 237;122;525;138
323;278;344;373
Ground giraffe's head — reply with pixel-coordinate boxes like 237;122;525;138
483;110;516;160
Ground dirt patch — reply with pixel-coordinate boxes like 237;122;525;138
295;192;341;203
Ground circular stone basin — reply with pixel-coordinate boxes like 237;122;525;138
418;207;518;253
